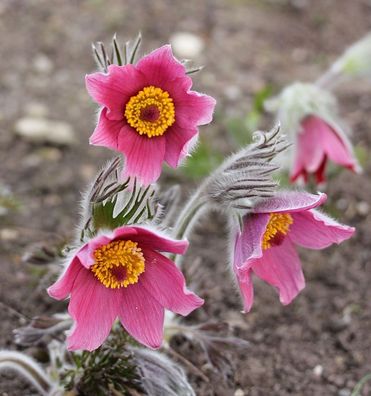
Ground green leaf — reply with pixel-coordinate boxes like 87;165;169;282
91;180;155;232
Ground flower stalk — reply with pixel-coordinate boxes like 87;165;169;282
0;351;53;396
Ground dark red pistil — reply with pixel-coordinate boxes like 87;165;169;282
140;105;160;123
110;266;127;282
269;232;286;247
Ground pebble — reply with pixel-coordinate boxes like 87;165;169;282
15;117;75;146
356;201;369;216
37;147;63;161
313;364;323;377
224;85;241;101
0;228;19;241
170;32;204;58
25;102;49;118
336;198;349;211
33;53;53;74
234;389;245;396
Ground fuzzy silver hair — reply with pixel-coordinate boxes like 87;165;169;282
130;347;196;396
205;124;289;211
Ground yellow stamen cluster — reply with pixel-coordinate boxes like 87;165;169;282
91;240;145;289
262;213;293;250
124;86;175;138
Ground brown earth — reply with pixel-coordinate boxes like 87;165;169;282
1;0;371;395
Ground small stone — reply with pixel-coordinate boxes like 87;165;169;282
224;85;241;101
338;388;351;396
25;102;49;118
170;32;204;58
234;389;245;396
36;147;63;162
33;54;53;74
313;364;323;377
0;228;19;241
356;201;369;216
15;117;75;146
336;198;348;211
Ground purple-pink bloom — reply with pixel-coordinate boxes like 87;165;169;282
86;45;216;186
48;226;203;351
291;115;359;184
233;191;355;312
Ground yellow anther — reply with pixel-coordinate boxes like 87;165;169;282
91;240;145;289
262;213;293;250
125;86;175;137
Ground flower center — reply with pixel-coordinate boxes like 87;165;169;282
262;213;293;250
124;86;175;138
91;240;145;289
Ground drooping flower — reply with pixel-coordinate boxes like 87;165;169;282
86;45;216;186
48;226;203;351
232;191;355;312
291;115;358;183
265;82;360;184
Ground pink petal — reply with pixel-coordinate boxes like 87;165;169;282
89;108;124;150
67;269;120;351
47;257;82;300
290;116;359;182
253;191;327;214
136;45;188;87
171;89;216;128
233;214;269;312
164;125;198;168
234;213;270;270
113;226;188;254
314;156;327;184
140;249;204;316
76;234;113;269
234;260;255;313
289;209;355;249
119;285;164;349
251;238;305;305
319;119;358;170
118;125;166;186
85;64;145;121
291;116;326;182
232;214;270;312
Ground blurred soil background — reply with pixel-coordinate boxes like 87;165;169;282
1;0;371;395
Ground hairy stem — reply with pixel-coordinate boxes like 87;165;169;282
170;186;207;266
0;351;52;395
315;67;342;90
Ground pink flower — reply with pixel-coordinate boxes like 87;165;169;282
291;115;359;184
86;45;216;186
47;226;203;351
233;191;355;312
